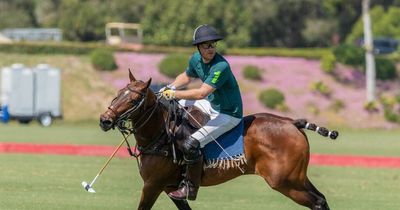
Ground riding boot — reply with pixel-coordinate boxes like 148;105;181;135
168;156;203;200
169;137;203;200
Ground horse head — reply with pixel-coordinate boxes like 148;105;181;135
100;70;153;131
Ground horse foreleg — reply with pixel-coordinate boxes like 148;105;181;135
168;197;192;210
137;183;163;210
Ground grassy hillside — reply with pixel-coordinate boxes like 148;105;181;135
1;52;400;129
0;53;115;121
111;52;400;129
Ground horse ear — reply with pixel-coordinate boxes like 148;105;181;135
129;68;136;82
145;78;152;88
144;78;153;108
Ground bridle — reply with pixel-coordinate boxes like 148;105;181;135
106;84;180;164
106;84;168;158
107;85;148;124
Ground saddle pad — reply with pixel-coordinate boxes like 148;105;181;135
203;120;244;161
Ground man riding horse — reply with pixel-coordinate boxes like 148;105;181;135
161;24;243;201
99;24;338;210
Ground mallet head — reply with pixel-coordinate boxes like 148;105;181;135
81;181;96;193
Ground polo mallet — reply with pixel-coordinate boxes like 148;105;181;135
81;138;126;193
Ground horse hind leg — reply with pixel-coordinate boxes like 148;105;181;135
306;178;330;210
263;177;329;210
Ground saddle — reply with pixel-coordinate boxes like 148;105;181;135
177;104;246;169
184;106;210;130
161;100;246;170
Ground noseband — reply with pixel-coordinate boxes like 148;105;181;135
108;85;146;121
108;84;162;136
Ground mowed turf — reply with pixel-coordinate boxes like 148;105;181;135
1;123;400;209
0;154;399;210
0;122;120;146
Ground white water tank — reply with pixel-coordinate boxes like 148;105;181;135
1;67;12;106
0;63;62;126
34;64;62;117
8;64;35;117
8;64;34;118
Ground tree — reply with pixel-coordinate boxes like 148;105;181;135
34;0;61;27
346;5;400;43
246;0;334;47
362;0;376;102
58;0;107;41
0;0;37;28
107;0;146;23
302;19;338;47
141;0;251;47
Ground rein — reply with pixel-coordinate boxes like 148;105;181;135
108;86;146;123
110;88;177;164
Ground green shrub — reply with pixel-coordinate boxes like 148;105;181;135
159;54;189;78
306;103;320;115
0;42;108;55
329;99;345;112
90;48;117;71
364;101;379;113
258;88;285;109
276;103;290;112
395;94;400;104
310;81;331;97
320;52;336;74
333;44;364;66
387;51;400;62
384;108;400;123
243;65;263;81
375;57;397;80
380;94;400;123
380;94;397;109
141;45;194;54
227;47;329;59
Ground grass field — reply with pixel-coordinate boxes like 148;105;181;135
1;123;400;210
0;154;399;210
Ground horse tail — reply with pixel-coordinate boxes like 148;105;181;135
292;119;339;140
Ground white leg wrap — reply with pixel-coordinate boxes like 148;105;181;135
305;122;310;129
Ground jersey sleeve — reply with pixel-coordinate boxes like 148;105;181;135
204;62;229;89
185;55;199;78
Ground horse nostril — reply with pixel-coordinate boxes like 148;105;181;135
100;116;114;128
103;120;113;126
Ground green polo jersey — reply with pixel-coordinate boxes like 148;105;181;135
185;52;243;118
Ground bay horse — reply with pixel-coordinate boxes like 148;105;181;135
99;71;338;210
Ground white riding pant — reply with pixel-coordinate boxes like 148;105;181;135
178;99;242;148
